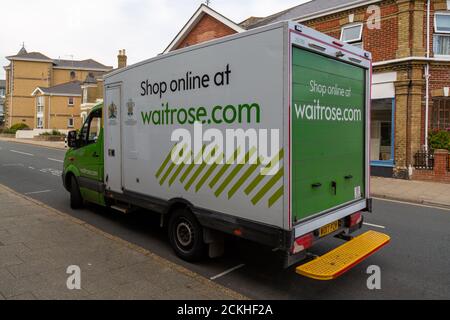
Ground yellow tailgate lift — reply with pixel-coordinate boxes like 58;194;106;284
296;230;390;280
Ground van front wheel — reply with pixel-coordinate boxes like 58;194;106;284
70;177;83;209
168;208;205;262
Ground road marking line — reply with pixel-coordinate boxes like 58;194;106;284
210;264;245;280
48;158;64;163
10;150;34;156
363;222;386;229
29;166;35;170
24;190;52;195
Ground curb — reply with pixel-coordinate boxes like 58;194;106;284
372;193;450;210
0;137;67;151
0;183;248;300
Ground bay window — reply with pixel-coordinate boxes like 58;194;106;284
434;12;450;56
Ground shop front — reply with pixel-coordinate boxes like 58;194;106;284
370;72;396;177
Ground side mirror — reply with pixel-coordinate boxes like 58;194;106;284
67;130;78;148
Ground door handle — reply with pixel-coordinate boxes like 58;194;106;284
331;181;337;195
344;175;353;180
311;183;322;189
93;152;100;158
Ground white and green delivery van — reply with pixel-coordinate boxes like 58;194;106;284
63;21;390;280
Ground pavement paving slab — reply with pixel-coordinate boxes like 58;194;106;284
0;137;66;150
371;177;450;209
0;183;246;300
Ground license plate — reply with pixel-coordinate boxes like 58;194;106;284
319;221;339;237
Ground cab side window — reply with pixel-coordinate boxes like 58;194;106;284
87;112;101;144
79;109;102;146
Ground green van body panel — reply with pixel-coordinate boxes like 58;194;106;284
291;48;366;223
63;103;105;206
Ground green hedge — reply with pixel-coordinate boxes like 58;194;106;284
429;130;450;151
39;129;65;136
2;123;30;134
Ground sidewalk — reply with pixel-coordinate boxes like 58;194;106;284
0;184;246;300
371;177;450;209
0;137;66;150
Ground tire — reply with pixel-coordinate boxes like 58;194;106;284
168;208;205;262
70;176;83;209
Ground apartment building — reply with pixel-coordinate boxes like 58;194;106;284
3;46;112;130
0;80;5;126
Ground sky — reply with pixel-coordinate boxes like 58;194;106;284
0;0;310;79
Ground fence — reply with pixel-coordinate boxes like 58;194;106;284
413;150;434;170
412;149;450;183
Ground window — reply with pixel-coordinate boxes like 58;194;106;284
36;117;43;129
434;13;450;56
68;97;74;106
37;96;44;106
371;99;395;165
70;71;76;80
81;112;87;124
432;98;450;130
341;23;363;47
0;88;5;97
37;96;44;113
79;109;102;145
68;118;74;128
83;88;88;104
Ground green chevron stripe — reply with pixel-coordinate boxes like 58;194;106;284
156;144;177;178
268;186;284;208
251;168;284;205
195;153;224;192
168;151;192;186
209;147;241;189
159;144;187;185
185;146;217;191
180;145;205;184
228;157;262;199
215;147;257;197
244;149;284;195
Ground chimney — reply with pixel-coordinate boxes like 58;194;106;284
118;49;127;69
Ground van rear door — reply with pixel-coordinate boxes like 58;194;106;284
291;45;367;224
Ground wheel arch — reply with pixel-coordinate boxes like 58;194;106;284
63;165;81;191
163;198;196;227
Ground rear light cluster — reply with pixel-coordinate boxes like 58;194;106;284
347;212;363;228
291;233;314;254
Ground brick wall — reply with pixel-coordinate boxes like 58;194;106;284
303;0;399;63
413;149;450;183
174;14;237;50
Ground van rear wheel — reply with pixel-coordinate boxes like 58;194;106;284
70;177;83;209
168;208;205;262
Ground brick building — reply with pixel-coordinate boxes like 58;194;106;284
3;46;112;130
165;1;450;179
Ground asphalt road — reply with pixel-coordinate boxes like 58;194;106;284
1;139;449;299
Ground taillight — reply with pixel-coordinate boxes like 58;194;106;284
292;233;314;254
348;212;363;228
